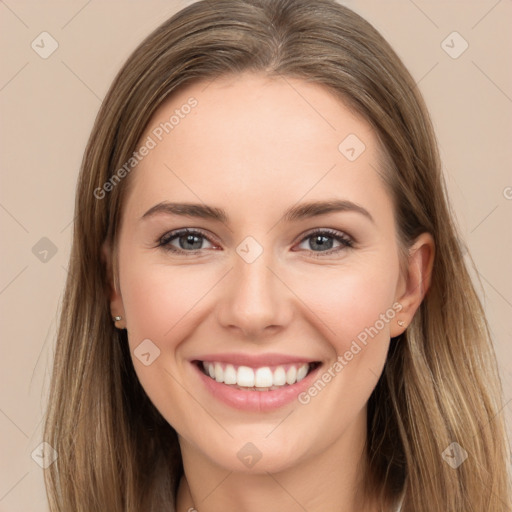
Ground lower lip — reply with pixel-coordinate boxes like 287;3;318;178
192;362;322;412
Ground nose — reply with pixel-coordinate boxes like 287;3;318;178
215;248;292;340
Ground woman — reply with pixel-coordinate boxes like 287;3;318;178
43;0;512;510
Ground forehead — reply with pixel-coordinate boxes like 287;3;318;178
144;72;375;161
123;72;391;225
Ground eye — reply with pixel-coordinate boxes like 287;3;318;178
157;227;354;257
295;228;354;258
157;228;216;254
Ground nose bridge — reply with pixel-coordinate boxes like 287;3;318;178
217;239;289;336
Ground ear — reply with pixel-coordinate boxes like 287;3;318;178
101;240;126;329
390;232;435;337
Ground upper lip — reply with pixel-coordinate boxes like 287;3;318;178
192;352;321;368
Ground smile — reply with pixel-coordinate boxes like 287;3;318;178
198;361;319;391
191;355;323;412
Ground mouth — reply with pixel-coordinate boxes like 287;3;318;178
194;360;322;391
189;352;324;411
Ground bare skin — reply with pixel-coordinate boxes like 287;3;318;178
105;72;433;512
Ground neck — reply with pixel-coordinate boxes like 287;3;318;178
175;410;381;512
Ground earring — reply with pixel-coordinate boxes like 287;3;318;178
113;315;122;322
397;320;405;327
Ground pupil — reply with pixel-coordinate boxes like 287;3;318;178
311;235;332;251
181;234;202;250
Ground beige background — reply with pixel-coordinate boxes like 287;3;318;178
1;1;511;510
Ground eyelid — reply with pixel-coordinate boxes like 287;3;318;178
294;227;354;257
157;228;218;252
298;227;353;244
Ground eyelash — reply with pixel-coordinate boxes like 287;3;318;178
157;228;354;258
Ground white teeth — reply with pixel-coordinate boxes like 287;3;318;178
201;362;312;389
224;364;237;385
214;362;223;383
273;366;286;386
237;366;255;387
255;367;273;387
296;364;308;382
286;366;297;385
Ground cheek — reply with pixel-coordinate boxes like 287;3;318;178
295;256;400;352
120;257;211;344
118;256;214;425
288;259;399;431
336;274;396;340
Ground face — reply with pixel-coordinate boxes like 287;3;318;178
107;72;416;474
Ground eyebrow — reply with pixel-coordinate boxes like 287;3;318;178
140;199;374;224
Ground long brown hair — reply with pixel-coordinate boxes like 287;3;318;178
43;0;512;510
